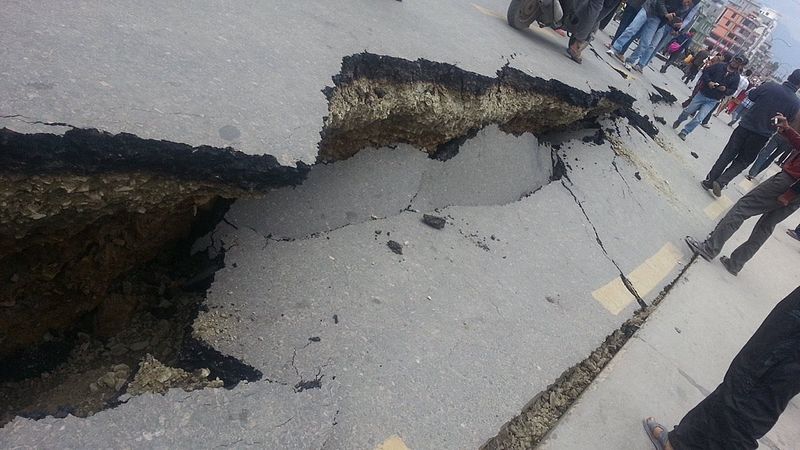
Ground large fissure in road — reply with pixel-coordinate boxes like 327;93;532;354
1;52;657;426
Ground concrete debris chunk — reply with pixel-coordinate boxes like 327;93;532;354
387;240;403;255
422;214;446;230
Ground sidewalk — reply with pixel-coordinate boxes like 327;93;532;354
539;220;800;449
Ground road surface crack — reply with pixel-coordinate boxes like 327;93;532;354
560;180;646;308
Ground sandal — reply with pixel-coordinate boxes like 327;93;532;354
642;417;670;450
566;45;583;64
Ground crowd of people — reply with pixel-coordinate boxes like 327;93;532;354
539;2;800;448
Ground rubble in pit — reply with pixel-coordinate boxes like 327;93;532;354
127;355;222;396
0;127;309;359
0;240;257;427
317;52;642;162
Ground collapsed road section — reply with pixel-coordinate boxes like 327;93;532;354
0;128;307;423
1;52;661;431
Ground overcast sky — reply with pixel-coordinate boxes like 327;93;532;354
761;0;800;76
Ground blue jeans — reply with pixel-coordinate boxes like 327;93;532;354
612;6;641;53
625;16;663;66
639;25;669;67
676;93;719;135
612;9;661;63
729;104;747;125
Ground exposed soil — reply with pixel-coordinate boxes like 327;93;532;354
0;219;260;427
318;53;636;162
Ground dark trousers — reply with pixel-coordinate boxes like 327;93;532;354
698;172;800;272
706;126;770;187
597;0;620;30
683;65;700;84
670;286;800;450
748;133;793;178
659;51;684;73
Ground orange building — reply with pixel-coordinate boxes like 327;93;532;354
708;6;761;55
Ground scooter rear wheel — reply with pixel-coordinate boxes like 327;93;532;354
507;0;541;29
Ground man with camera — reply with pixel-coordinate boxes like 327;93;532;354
685;72;800;276
672;55;743;140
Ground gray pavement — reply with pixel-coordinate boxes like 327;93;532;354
3;5;800;450
539;221;800;450
1;0;645;164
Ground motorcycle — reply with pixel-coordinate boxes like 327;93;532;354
506;0;580;33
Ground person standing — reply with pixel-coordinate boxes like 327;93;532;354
714;69;752;117
682;45;711;84
607;0;646;50
643;285;800;450
636;0;695;70
685;110;800;276
727;91;754;127
567;0;612;63
699;69;800;196
606;0;679;72
659;30;694;73
672;56;742;140
568;0;625;63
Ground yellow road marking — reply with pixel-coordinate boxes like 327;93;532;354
376;436;410;450
472;4;504;19
627;243;682;298
737;178;755;192
703;195;733;219
592;277;636;315
592;243;684;315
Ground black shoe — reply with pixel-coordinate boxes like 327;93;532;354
685;236;714;261
712;181;722;197
672;120;681;129
701;180;713;190
720;256;739;276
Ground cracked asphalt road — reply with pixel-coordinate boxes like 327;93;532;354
3;2;793;449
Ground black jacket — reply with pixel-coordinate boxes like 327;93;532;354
741;81;800;138
699;63;740;101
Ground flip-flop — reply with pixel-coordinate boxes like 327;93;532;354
642;417;669;450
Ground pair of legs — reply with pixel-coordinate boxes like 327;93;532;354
713;96;734;116
682;65;700;84
673;92;719;138
747;133;793;178
637;24;670;68
610;4;640;46
691;171;800;273
728;104;747;126
609;8;661;69
645;285;800;449
567;0;616;62
660;50;684;73
703;126;770;192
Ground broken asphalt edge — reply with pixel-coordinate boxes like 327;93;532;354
480;253;698;450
